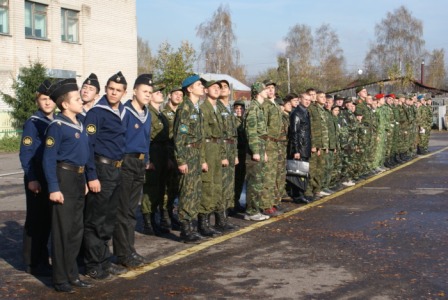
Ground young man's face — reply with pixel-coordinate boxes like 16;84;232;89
284;101;292;113
106;81;126;107
316;93;326;105
206;83;221;100
346;102;355;112
63;91;83;114
80;84;99;103
188;80;204;97
325;98;334;110
169;90;183;105
356;115;363;122
36;94;56;114
308;90;317;101
266;84;275;99
335;99;344;107
300;94;311;108
358;89;367;99
259;88;268;99
134;84;152;106
233;105;245;117
366;95;373;105
151;90;164;104
220;82;230;98
332;107;340;116
290;97;299;108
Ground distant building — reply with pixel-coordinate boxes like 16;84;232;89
0;0;137;133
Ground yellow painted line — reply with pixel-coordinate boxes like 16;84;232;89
120;146;448;279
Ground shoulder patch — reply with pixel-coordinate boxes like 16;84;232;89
46;137;55;147
179;124;188;134
22;136;33;146
86;124;96;134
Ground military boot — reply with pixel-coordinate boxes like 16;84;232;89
168;210;182;231
198;214;217;237
395;154;403;164
180;221;203;244
142;213;156;236
159;209;171;234
214;211;237;232
150;213;168;235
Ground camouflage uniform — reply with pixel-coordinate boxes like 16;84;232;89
200;100;225;214
397;103;409;157
305;102;329;197
323;110;338;190
173;98;205;222
244;100;267;215
261;100;283;210
339;109;358;181
373;105;389;168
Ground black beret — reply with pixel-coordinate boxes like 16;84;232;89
83;73;100;93
134;74;153;87
37;79;52;96
48;78;79;102
108;71;127;85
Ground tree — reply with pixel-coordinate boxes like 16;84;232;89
425;49;446;89
1;61;48;129
154;41;196;92
196;4;246;83
364;6;426;79
137;36;155;75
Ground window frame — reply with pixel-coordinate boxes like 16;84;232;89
0;0;9;34
25;1;48;39
61;8;79;43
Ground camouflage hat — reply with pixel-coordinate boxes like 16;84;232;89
204;80;222;89
169;86;183;94
251;82;266;97
354;107;363;116
233;100;245;107
334;94;344;101
355;86;366;93
343;97;354;104
152;83;166;93
396;94;406;99
262;79;276;87
218;79;230;87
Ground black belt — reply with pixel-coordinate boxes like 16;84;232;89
57;162;85;174
95;155;123;168
124;153;145;160
205;138;222;143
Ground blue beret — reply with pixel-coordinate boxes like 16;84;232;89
181;74;201;89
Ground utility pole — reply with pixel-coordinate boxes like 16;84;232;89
287;57;291;93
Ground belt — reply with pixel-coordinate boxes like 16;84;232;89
124;153;145;160
57;162;85;174
223;139;236;144
185;143;201;149
205;138;222;143
95;155;123;168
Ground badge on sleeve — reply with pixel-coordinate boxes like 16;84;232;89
86;124;96;134
179;124;188;134
46;137;55;147
22;136;33;146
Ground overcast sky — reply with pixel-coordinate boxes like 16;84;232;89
136;0;448;79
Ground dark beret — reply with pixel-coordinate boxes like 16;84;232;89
108;71;127;85
83;73;100;93
48;78;79;102
37;79;52;96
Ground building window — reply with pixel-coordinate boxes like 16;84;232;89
25;1;47;38
0;0;8;34
61;8;79;43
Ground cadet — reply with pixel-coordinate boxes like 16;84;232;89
261;79;284;216
216;79;238;230
173;74;207;243
233;100;246;212
83;71;128;280
244;82;269;221
339;98;357;186
79;73;100;122
19;79;54;277
141;83;171;236
113;74;152;269
199;80;226;236
42;78;91;293
162;87;184;230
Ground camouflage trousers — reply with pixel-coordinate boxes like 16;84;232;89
305;150;326;197
200;142;223;214
222;143;236;210
178;148;202;222
340;148;356;180
141;144;168;214
245;144;265;215
374;130;387;167
261;141;280;209
331;150;343;186
322;150;335;189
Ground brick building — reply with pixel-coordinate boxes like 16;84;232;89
0;0;137;133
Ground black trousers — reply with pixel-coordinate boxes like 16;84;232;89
112;156;145;258
23;173;51;269
83;162;121;272
51;168;85;284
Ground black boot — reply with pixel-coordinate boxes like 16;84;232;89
142;213;156;236
395;154;403;164
180;221;203;244
214;211;237;232
159;209;171;234
168;209;182;231
150;213;167;235
207;214;221;235
198;214;218;237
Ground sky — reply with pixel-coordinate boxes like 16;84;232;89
136;0;448;79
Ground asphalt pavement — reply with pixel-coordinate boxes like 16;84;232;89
1;132;447;299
